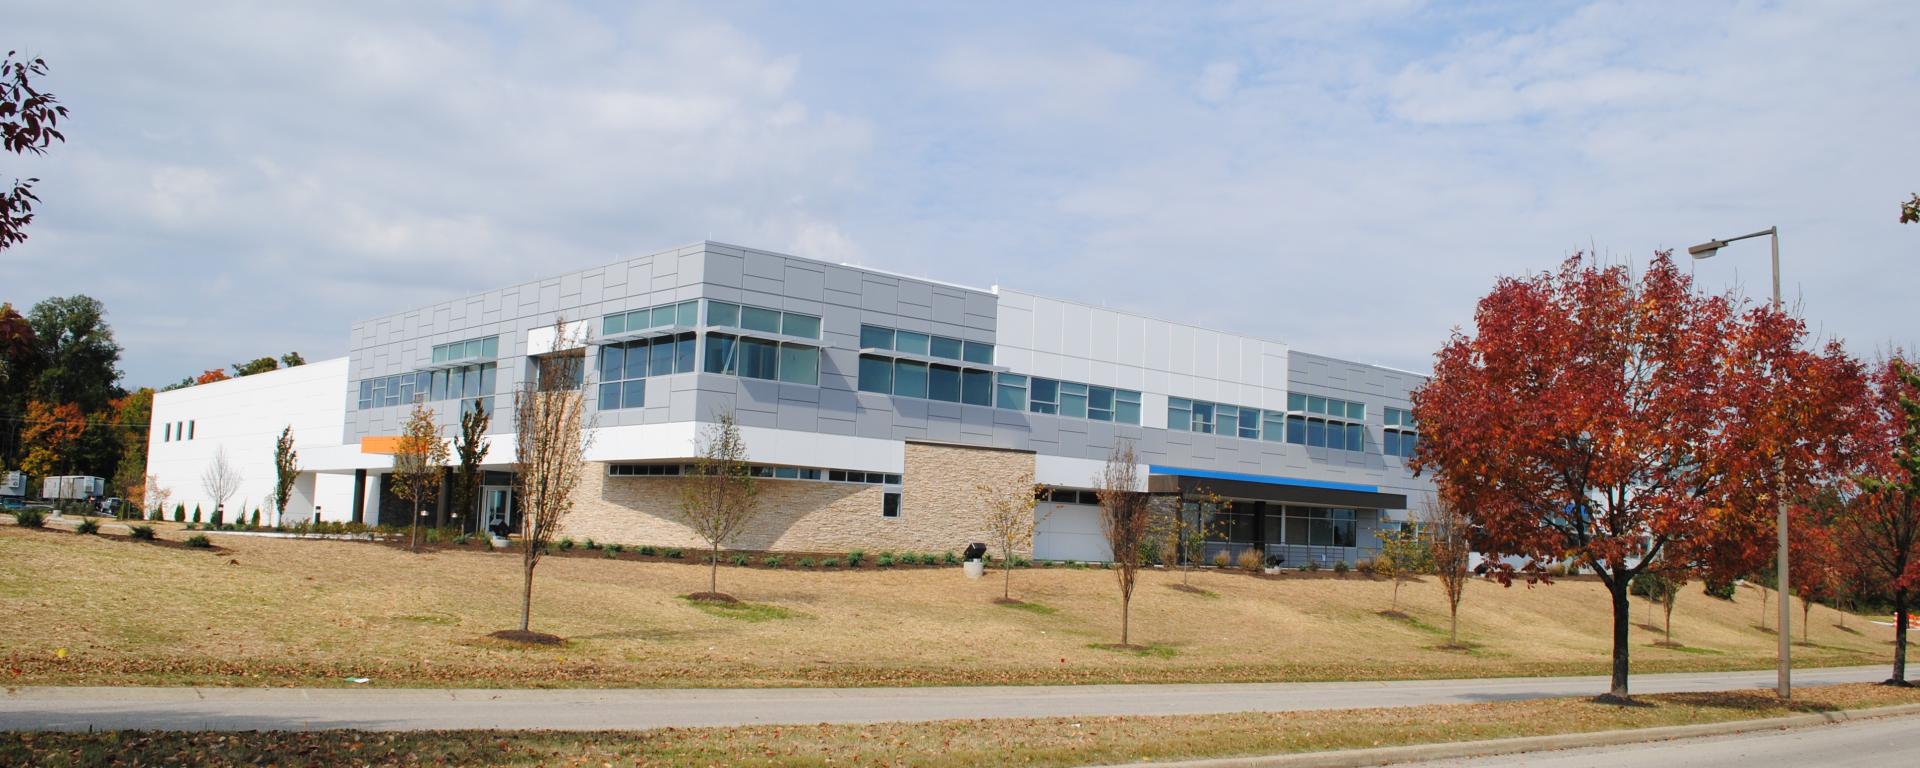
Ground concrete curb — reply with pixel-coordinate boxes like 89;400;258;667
1087;702;1920;768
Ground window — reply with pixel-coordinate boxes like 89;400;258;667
1191;401;1215;434
1262;410;1286;443
738;337;779;380
930;335;962;360
163;423;171;442
597;333;692;410
928;364;961;402
961;369;993;406
1029;377;1059;414
705;332;816;385
1385;407;1419;458
1169;397;1192;431
1285;392;1367;451
860;325;894;350
188;421;195;440
778;345;820;385
1088;386;1114;421
608;464;683;476
893;360;929;398
705;333;737;374
894;330;930;355
963;341;994;365
883;492;901;518
431;336;499;365
858;354;893;393
360;368;477;410
706;300;819;340
1058;381;1088;419
996;373;1028;410
1217;405;1238;437
1115;390;1141;425
602;301;697;336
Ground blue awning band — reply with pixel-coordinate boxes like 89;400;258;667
1146;465;1380;495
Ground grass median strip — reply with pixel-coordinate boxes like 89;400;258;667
6;684;1917;767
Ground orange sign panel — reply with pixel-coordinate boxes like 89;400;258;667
360;436;403;455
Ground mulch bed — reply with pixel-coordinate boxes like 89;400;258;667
684;592;739;604
486;629;565;646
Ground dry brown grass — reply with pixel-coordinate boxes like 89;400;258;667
6;684;1919;767
0;525;1897;688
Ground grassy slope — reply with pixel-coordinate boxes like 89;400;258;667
7;684;1920;767
0;524;1897;688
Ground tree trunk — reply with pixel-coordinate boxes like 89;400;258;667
1120;594;1131;646
710;544;720;594
409;498;419;553
520;557;534;632
1003;558;1012;600
1802;598;1811;643
1449;603;1459;646
1760;587;1769;629
1893;593;1910;685
1607;577;1631;699
1664;599;1674;644
1392;578;1401;613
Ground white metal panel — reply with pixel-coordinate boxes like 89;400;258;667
1034;503;1113;562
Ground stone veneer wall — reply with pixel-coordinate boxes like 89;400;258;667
560;441;1036;554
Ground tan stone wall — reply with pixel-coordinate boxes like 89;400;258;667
559;441;1035;555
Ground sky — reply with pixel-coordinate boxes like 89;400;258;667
5;0;1917;388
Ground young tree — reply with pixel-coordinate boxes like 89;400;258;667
1412;253;1862;701
392;402;447;552
1167;486;1229;586
1377;523;1431;616
511;320;593;634
1788;503;1838;644
1095;440;1152;648
1424;498;1473;647
144;474;170;522
1839;357;1920;685
449;402;491;530
1;51;68;252
678;410;758;600
977;470;1046;602
200;447;240;526
272;425;298;525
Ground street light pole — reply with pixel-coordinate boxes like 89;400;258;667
1688;226;1790;699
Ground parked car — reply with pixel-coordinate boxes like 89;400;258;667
96;497;128;517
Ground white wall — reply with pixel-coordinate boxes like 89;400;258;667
993;288;1292;413
147;358;357;523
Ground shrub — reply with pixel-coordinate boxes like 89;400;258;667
730;553;750;567
1212;551;1231;568
876;552;895;567
453;533;471;546
607;543;624;554
798;557;816;568
665;547;684;559
130;525;156;541
559;537;575;551
943;551;959;565
820;556;842;568
1302;560;1320;572
172;504;184;522
250;510;261;528
1545;563;1569;577
192;506;202;524
14;508;45;528
763;555;784;567
1704;579;1737;600
603;548;617;559
1355;558;1375;575
846;549;866;566
638;544;658;556
186;534;212;549
1012;555;1031;568
1237;548;1263;572
1333;560;1350;575
76;518;100;535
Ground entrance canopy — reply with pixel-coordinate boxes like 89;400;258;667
1145;465;1407;510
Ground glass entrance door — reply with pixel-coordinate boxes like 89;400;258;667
481;486;514;537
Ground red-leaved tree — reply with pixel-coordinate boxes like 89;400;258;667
1838;356;1920;685
1412;253;1861;701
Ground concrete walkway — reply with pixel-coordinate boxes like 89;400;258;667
0;666;1887;732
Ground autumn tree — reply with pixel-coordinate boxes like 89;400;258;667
1787;503;1840;644
448;402;490;530
19;400;82;477
1901;193;1919;224
1411;253;1862;701
200;447;240;525
977;469;1046;602
1424;498;1473;648
1;51;67;251
1377;523;1431;616
510;320;593;636
392;403;447;552
194;369;228;385
272;425;298;525
1095;440;1153;648
110;388;153;506
679;410;758;601
1838;356;1920;685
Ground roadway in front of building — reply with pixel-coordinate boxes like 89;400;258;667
1395;710;1920;768
0;665;1887;732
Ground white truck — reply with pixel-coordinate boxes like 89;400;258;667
1;470;25;500
41;475;106;502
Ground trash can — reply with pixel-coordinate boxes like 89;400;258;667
962;542;987;579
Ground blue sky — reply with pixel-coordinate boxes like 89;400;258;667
6;0;1917;387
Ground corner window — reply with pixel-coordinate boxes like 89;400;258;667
858;354;893;393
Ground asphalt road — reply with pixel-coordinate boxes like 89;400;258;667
0;665;1888;732
1400;711;1920;767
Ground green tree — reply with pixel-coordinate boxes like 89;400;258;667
27;295;123;412
391;402;447;553
448;402;490;530
232;356;279;376
1;51;68;251
1378;523;1432;615
110;388;153;500
272;425;298;524
679;410;759;599
0;302;39;467
279;352;306;368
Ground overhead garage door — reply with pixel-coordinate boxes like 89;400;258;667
1034;502;1112;562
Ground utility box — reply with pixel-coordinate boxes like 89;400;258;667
41;475;106;501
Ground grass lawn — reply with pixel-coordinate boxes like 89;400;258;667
5;684;1918;767
0;523;1899;688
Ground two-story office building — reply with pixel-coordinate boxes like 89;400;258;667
148;241;1431;564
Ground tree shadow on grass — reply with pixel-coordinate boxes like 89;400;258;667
1658;690;1840;714
1832;624;1862;635
1087;642;1179;658
993;599;1058;615
1166;584;1218;598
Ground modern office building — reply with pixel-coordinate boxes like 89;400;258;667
148;241;1431;564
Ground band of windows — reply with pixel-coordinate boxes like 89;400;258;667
607;462;899;485
597;333;695;410
431;336;498;365
1169;393;1368;452
860;324;992;365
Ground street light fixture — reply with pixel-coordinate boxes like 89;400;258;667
1688;225;1789;699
